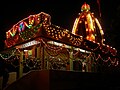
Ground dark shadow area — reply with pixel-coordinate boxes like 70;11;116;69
4;70;120;90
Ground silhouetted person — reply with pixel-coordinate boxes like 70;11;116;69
0;57;9;89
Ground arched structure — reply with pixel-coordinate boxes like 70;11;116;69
72;2;104;44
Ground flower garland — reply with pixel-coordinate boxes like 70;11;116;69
0;48;17;60
95;54;119;66
41;39;65;57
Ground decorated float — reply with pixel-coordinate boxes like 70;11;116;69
0;3;119;78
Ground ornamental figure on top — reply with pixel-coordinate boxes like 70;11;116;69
72;2;104;44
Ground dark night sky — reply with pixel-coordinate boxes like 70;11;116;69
0;0;120;55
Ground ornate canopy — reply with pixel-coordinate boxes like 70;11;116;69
2;3;118;68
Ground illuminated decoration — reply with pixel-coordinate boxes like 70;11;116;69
18;22;25;32
19;23;42;41
81;2;90;12
5;12;50;48
0;3;119;73
16;40;40;49
44;24;83;46
72;2;104;44
5;34;19;48
0;48;19;60
47;40;90;54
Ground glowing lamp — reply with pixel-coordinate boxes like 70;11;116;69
81;2;90;12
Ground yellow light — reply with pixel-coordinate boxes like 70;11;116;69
85;21;87;24
86;13;94;30
86;28;88;31
72;18;79;34
79;21;82;23
95;18;102;30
